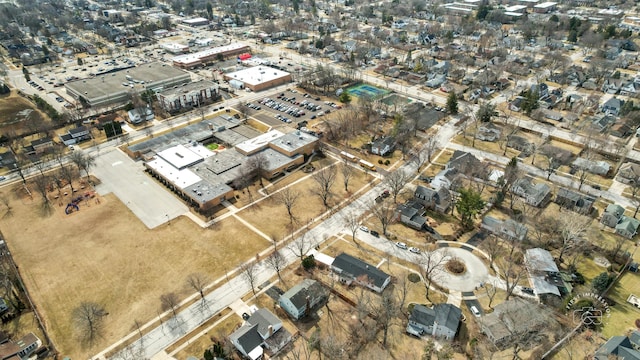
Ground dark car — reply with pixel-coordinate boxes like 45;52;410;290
419;176;432;183
370;230;380;237
521;287;535;295
242;312;250;320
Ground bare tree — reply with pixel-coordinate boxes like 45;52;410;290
423;135;439;164
70;151;96;181
343;211;361;245
370;199;396;236
247;152;269;187
275;187;299;227
557;213;591;263
485;281;498;309
33;173;51;211
495;239;526;300
240;261;259;296
340;161;354;192
288;229;313;266
265;250;286;284
543;154;560;180
419;249;448;301
312;166;338;210
73;302;107;345
0;193;12;218
372;289;397;348
384;169;409;203
482;234;503;270
160;292;180;318
186;273;210;300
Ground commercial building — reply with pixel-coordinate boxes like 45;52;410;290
157;80;220;112
132;118;318;212
172;43;251;69
224;66;292;92
161;43;189;54
65;62;191;108
533;1;557;13
182;17;209;27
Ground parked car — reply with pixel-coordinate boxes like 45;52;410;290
395;242;408;250
359;226;369;233
521;287;535;295
470;306;481;317
409;247;420;254
370;230;379;237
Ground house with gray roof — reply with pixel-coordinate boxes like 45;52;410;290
595;331;640;360
601;204;625;228
616;216;640;239
554;188;595;215
481;216;528;241
370;136;396;156
572;157;611;176
617;162;640;184
602;97;623;116
481;299;547;348
229;308;291;360
430;168;460;190
396;200;428;230
525;248;571;298
511;177;551;207
414;185;451;213
406;303;461;340
331;253;391;293
278;279;327;320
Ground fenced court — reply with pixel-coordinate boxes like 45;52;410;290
346;83;390;98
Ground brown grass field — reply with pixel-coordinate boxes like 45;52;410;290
0;92;49;138
0;187;271;359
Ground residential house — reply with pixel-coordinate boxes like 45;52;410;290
525;248;571;298
0;333;41;360
511;177;552;207
509;96;525;112
331;253;391;293
530;83;549;98
592;115;616;133
406;303;462;340
481;216;528;241
610;121;632;138
127;106;154;124
507;135;533;154
414;185;451;213
554;188;595;215
594;330;640;359
481;299;547;348
23;137;54;155
447;150;482;173
476;123;501;142
397;201;428;230
59;126;91;146
425;74;447;88
278;279;327;320
572;157;611;176
370;137;396;156
601;204;625;228
430;168;460;190
229;308;292;360
602;77;623;94
616;162;640;184
620;79;640;96
616;216;640;239
602;97;623;116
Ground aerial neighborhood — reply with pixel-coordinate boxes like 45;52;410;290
0;0;640;359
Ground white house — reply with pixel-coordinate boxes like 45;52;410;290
278;279;327;320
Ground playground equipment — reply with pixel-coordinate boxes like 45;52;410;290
64;191;97;215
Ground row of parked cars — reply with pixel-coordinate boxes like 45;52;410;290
259;98;307;118
28;80;45;91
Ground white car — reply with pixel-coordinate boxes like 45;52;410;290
409;247;420;254
470;306;481;317
359;226;369;233
395;242;408;250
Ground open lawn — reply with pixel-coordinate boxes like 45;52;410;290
453;134;521;160
237;162;374;241
0;92;49;139
173;312;240;360
602;271;640;338
0;188;271;359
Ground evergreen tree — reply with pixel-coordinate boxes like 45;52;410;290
446;92;459;114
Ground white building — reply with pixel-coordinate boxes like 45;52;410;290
157;80;219;112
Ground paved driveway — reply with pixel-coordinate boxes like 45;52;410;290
92;149;188;229
430;247;489;292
